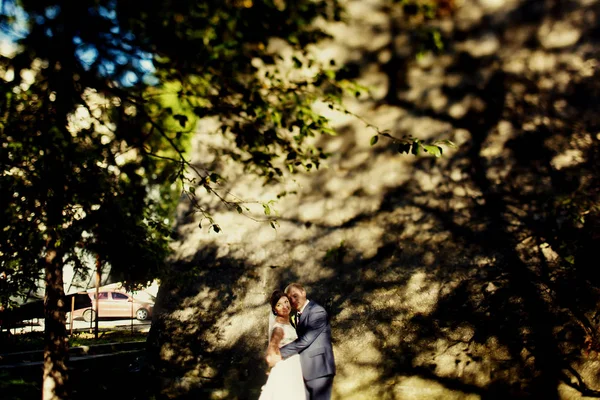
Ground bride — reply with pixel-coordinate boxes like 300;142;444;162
259;290;305;400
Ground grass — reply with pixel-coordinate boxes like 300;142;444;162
0;371;40;400
0;354;157;400
0;329;148;354
1;329;154;400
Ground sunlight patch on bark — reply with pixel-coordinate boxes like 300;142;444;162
401;271;440;315
458;34;500;58
551;149;585;170
538;21;581;49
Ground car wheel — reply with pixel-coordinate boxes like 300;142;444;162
83;309;96;322
136;308;149;321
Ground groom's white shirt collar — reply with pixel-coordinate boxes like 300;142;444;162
299;299;310;314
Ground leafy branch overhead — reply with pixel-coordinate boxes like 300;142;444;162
370;131;456;157
0;0;408;322
0;0;463;398
0;1;357;398
0;0;460;301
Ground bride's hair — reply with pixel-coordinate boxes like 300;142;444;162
269;289;288;316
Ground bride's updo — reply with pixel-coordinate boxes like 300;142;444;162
269;289;288;316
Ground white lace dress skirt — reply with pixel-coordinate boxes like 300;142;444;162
259;323;305;400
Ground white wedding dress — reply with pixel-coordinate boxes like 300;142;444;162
258;321;305;400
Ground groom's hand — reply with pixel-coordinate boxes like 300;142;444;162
266;353;282;367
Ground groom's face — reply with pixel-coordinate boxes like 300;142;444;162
286;287;306;311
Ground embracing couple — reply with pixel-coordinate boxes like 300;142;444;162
259;282;336;400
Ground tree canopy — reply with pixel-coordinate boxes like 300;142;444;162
0;0;458;398
0;0;349;397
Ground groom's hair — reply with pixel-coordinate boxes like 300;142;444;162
284;282;305;294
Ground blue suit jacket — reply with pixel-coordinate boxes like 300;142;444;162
280;301;336;381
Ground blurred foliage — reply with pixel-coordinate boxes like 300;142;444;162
395;0;456;58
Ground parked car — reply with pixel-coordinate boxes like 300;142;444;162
70;290;154;322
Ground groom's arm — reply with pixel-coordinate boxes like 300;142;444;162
280;306;328;359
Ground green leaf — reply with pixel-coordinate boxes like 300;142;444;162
564;255;575;264
292;56;302;68
433;139;458;149
411;141;420;156
209;173;220;183
173;114;188;127
271;111;282;127
397;143;411;154
322;127;337;136
433;30;444;50
370;135;379;146
422;144;442;157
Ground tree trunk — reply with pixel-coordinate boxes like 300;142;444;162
42;239;69;400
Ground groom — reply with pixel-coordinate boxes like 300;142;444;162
267;282;336;400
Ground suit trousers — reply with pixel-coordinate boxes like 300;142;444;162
305;375;334;400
